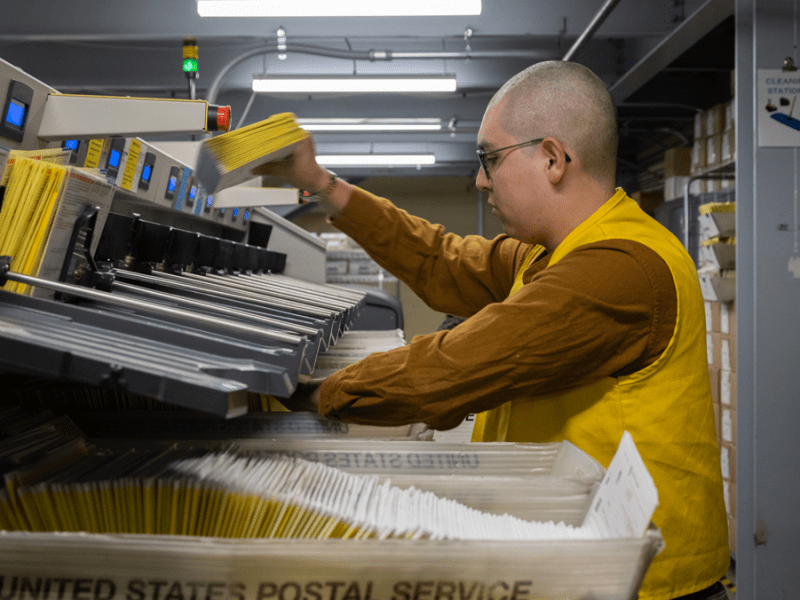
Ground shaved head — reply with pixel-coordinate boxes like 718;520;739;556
488;61;618;186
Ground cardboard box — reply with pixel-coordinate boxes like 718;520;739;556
721;126;736;163
665;176;703;199
721;335;736;372
707;332;714;365
706;103;726;137
692;137;707;173
721;406;736;444
709;367;721;405
706;301;722;332
720;441;736;483
723;479;736;518
664;146;692;178
710;332;722;369
721;369;736;409
721;300;736;336
710;333;737;372
706;132;724;168
695;111;705;140
725;99;736;131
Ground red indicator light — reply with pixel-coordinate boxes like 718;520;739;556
217;105;231;131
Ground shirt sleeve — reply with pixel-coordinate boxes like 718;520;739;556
329;187;533;317
317;238;677;431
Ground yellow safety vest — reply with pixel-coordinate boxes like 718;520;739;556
472;189;728;600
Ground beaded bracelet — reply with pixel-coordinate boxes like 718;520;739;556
307;171;337;201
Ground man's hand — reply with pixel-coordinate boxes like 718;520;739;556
253;134;330;193
281;376;324;413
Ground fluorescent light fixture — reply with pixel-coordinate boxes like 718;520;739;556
252;76;457;94
198;0;481;17
297;118;442;132
317;154;436;166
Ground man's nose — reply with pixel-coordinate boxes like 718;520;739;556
476;167;490;191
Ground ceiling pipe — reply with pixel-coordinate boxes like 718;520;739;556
619;127;691;145
206;43;550;104
616;101;701;113
562;0;623;62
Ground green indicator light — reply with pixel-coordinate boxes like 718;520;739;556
183;58;198;73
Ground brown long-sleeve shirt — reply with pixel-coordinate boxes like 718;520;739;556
317;187;678;431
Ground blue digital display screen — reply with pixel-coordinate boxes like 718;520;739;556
5;99;26;127
141;164;152;182
108;149;121;168
189;185;197;200
64;139;79;151
167;175;177;192
206;196;213;206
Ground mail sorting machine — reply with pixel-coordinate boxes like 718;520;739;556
0;56;408;420
0;210;369;419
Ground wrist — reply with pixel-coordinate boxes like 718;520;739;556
306;171;337;201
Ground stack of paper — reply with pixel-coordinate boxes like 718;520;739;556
312;330;406;377
2;439;654;541
1;402;657;543
0;156;68;294
0;404;663;600
195;112;307;195
0;148;74;185
0;153;115;297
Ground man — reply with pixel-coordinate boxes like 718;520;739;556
261;61;729;600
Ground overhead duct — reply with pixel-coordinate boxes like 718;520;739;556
609;0;734;103
562;0;623;62
205;43;551;104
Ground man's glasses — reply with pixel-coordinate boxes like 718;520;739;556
477;137;571;177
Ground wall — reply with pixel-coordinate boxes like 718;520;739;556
293;176;503;340
735;0;800;597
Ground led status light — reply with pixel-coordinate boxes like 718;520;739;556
108;149;122;168
207;196;214;206
189;186;197;200
5;100;26;127
168;176;177;192
233;208;239;217
64;139;79;151
183;58;199;73
244;210;250;221
141;164;152;183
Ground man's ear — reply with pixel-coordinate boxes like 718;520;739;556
541;138;568;185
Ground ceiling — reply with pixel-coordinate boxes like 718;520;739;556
0;0;734;191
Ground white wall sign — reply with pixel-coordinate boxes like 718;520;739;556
758;69;800;146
